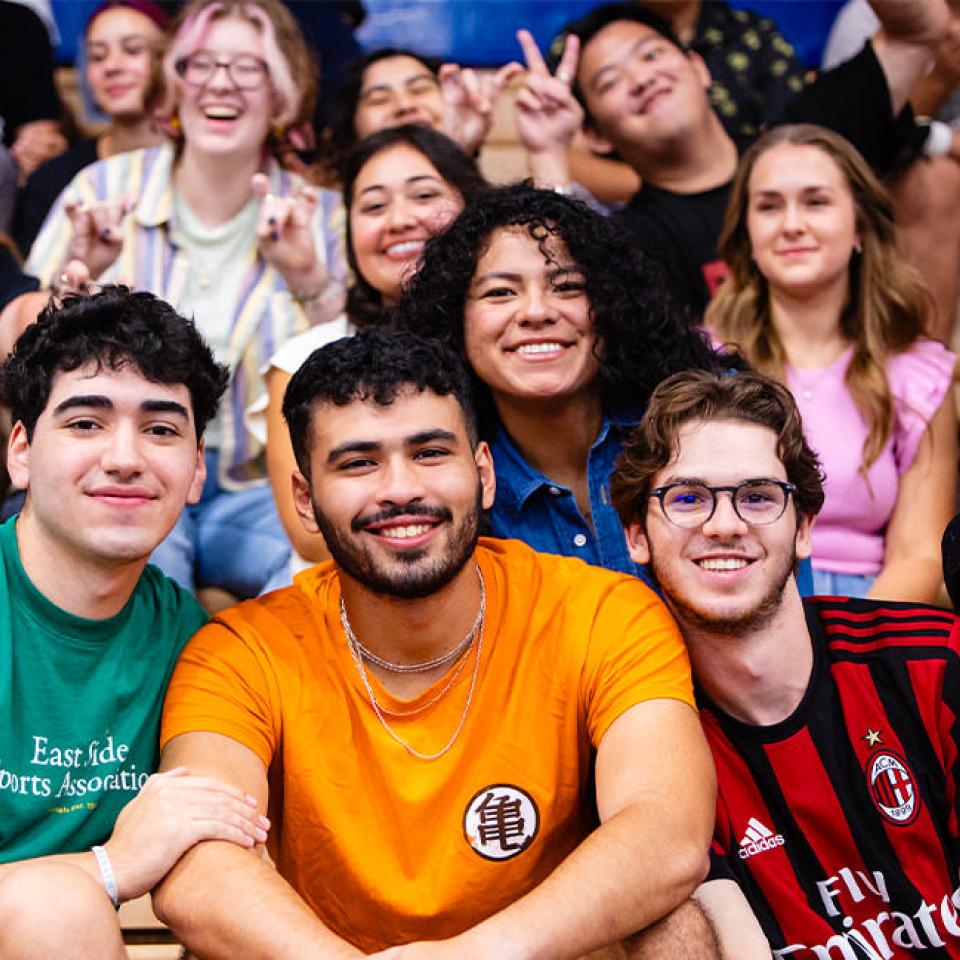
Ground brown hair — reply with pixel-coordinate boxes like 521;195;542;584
155;0;316;147
706;124;930;473
610;369;825;527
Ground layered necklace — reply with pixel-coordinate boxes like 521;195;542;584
340;569;485;761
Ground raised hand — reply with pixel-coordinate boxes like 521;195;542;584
439;61;523;155
103;766;270;902
250;172;326;295
513;29;583;158
63;196;132;280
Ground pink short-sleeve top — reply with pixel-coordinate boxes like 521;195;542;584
786;338;955;575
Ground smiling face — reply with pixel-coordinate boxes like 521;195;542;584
8;363;206;570
293;387;495;599
747;142;859;301
86;7;163;121
463;226;600;407
349;143;464;304
354;55;445;140
627;418;811;638
176;14;275;159
577;19;713;163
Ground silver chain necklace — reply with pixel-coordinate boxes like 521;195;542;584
341;569;485;761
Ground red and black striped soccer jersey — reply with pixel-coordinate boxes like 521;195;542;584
703;596;960;958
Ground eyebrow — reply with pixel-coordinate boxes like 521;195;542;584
472;264;583;285
326;428;459;464
52;395;190;419
590;36;657;91
357;175;442;197
359;73;437;97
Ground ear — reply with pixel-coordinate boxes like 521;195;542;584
625;518;651;565
795;510;814;561
186;437;206;506
7;420;30;492
475;440;496;511
582;124;617;157
291;469;321;535
689;50;712;91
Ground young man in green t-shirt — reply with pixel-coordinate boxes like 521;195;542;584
0;287;269;959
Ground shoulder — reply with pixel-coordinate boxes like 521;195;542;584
267;315;351;374
887;338;957;399
807;595;960;661
134;564;209;642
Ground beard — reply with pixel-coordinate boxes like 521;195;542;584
647;541;798;639
311;486;484;600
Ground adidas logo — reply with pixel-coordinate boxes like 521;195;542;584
738;817;786;860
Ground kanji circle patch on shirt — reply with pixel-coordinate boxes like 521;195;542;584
867;751;920;826
463;784;539;861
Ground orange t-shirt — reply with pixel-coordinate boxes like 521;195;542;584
161;538;694;952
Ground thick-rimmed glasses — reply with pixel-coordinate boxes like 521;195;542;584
175;52;269;90
650;479;797;528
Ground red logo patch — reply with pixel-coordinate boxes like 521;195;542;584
867;751;919;826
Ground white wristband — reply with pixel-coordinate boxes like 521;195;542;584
922;118;953;157
91;844;120;908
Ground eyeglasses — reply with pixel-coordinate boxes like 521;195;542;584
650;479;797;528
175;52;269;90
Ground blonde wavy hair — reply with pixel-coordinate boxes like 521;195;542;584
706;124;930;472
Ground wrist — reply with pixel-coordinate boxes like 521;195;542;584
91;845;121;908
527;150;572;191
282;261;328;301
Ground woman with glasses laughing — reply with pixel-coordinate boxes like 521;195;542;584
25;0;347;601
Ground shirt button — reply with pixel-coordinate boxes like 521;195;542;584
548;486;562;496
573;534;587;547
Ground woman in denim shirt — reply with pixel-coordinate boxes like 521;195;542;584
391;183;728;584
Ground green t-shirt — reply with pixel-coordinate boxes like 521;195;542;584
0;516;207;861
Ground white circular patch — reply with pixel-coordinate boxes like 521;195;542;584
463;784;539;861
868;751;919;826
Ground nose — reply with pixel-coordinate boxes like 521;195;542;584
385;196;417;233
516;286;557;326
781;201;805;235
103;49;124;74
206;61;236;91
392;89;416;119
701;491;748;538
624;56;654;95
100;423;146;477
375;455;427;506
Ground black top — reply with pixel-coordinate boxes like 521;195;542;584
0;245;39;314
0;2;60;144
14;139;99;256
613;43;919;314
944;515;960;611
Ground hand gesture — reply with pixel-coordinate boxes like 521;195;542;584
513;30;583;156
439;61;523;155
64;196;132;280
10;119;68;182
251;172;325;291
103;766;270;902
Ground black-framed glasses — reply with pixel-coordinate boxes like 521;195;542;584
175;52;269;90
650;479;797;528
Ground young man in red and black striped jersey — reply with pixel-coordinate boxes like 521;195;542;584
611;368;960;959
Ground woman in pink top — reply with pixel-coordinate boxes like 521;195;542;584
707;123;956;602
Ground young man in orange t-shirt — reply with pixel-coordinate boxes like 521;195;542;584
155;329;718;958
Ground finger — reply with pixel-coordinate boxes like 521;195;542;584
555;33;580;85
250;172;271;201
494;61;524;91
291;187;317;228
191;818;267;848
62;259;92;291
517;28;548;75
437;62;461;86
514;87;546;115
459;67;485;108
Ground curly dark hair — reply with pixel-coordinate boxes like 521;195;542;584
610;368;825;528
343;125;488;328
283;328;478;478
389;182;726;438
320;47;441;176
2;286;228;441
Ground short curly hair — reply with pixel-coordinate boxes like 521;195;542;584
610;368;825;528
389;182;725;437
2;286;228;441
283;328;478;478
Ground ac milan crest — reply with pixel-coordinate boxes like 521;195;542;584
867;751;919;826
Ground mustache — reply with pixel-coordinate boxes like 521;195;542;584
351;502;454;533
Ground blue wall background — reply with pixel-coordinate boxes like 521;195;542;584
53;0;846;69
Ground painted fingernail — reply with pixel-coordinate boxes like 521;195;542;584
245;794;258;805
268;215;276;225
258;815;270;828
270;231;278;242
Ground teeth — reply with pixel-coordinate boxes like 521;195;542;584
377;523;432;539
697;558;749;571
517;342;564;356
204;106;239;119
385;240;424;256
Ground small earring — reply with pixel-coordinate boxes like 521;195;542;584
853;238;862;254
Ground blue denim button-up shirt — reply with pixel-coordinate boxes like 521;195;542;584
488;412;655;587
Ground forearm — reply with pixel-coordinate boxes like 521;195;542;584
153;840;362;960
869;555;945;603
526;147;572;190
567;147;639;206
279;261;345;328
461;802;710;960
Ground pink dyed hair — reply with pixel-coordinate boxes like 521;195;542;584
155;0;315;137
